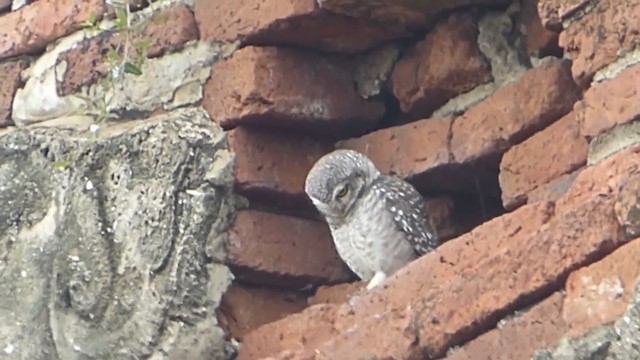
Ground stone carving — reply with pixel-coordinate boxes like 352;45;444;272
0;107;237;359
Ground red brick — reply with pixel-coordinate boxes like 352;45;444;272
556;145;640;213
557;0;640;86
57;4;198;96
339;116;451;180
578;63;640;139
226;209;352;288
444;292;568;360
132;4;199;57
194;0;409;53
0;59;28;127
308;282;363;306
389;13;492;119
317;0;510;29
238;303;340;360
227;126;331;210
203;46;385;137
499;111;588;209
0;0;107;60
563;237;640;337
239;145;640;359
216;284;307;340
537;0;588;29
451;58;580;163
526;168;582;205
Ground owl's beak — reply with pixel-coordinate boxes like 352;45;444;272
310;197;330;213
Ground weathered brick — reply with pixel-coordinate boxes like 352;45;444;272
389;13;492;120
216;283;307;340
537;0;587;29
227;126;331;210
556;0;640;86
130;4;199;57
499;112;588;210
227;210;352;288
339;116;451;181
0;0;107;60
239;145;640;360
308;282;363;306
555;145;640;213
563;238;640;338
203;46;385;137
578;63;640;139
526;169;582;205
451;59;580;164
57;4;198;96
238;303;340;360
0;59;28;127
444;292;568;360
317;0;510;30
194;0;409;53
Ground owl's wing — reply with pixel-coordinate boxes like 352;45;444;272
375;175;440;255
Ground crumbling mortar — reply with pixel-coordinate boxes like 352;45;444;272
592;44;640;83
561;0;599;29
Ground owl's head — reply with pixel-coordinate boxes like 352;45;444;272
305;149;380;225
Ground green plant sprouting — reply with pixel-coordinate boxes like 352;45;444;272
77;0;153;123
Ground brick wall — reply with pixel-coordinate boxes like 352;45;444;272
2;0;640;359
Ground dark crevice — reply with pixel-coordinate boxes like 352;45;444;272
226;263;355;292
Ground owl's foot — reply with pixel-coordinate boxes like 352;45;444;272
366;271;388;290
347;273;387;307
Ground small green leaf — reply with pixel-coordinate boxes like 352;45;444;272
123;61;142;75
114;7;128;31
51;160;69;169
105;46;121;64
87;11;97;25
79;11;98;29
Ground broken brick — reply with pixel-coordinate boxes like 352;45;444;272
202;46;385;137
226;209;352;289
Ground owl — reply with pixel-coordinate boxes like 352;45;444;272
304;149;439;290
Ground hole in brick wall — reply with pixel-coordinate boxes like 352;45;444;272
409;157;506;242
376;90;405;130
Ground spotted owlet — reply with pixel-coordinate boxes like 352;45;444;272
304;149;440;291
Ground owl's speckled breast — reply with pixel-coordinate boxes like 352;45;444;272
330;188;417;281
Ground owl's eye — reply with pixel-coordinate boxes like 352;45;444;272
336;184;349;199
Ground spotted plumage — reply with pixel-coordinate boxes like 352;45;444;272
304;149;440;290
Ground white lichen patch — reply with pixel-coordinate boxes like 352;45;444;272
12;30;90;125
